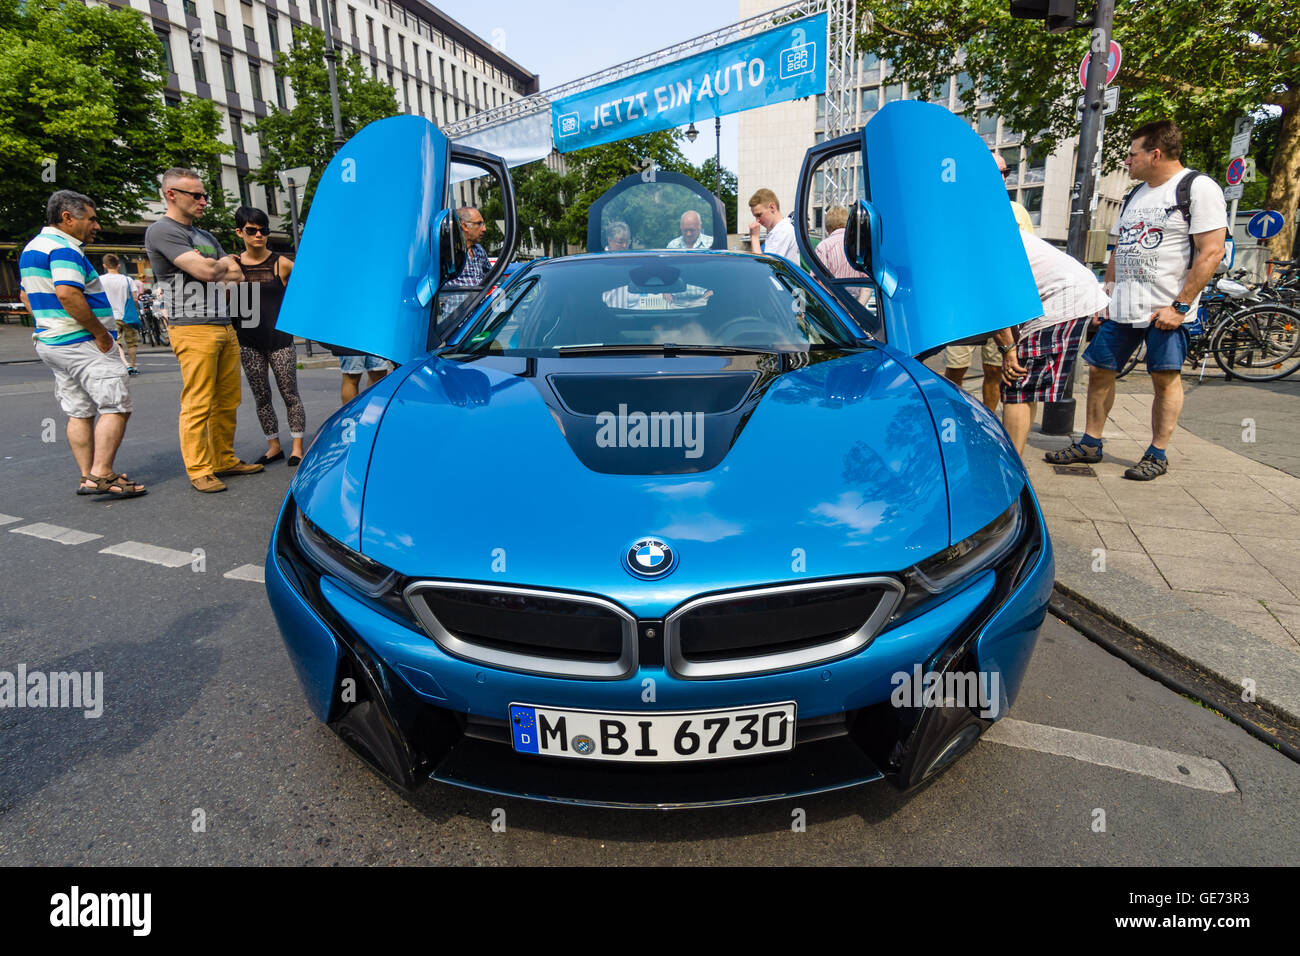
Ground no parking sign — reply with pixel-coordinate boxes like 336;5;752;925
1226;157;1246;186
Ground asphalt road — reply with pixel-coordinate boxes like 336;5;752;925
1;350;1298;865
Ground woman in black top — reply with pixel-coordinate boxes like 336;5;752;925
223;206;306;466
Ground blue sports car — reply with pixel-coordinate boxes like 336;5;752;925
267;102;1053;808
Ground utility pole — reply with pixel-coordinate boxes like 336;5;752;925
320;0;346;153
1041;0;1115;435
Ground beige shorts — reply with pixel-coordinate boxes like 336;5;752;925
119;324;141;349
36;339;132;418
944;337;1003;369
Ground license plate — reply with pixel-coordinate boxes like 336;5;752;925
508;702;796;763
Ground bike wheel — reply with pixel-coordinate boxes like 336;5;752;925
1210;304;1300;381
157;322;169;347
1117;342;1145;379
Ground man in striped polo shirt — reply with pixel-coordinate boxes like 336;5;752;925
19;190;145;498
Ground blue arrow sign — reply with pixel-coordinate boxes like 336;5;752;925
1247;210;1284;240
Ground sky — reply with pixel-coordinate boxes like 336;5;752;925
436;0;743;172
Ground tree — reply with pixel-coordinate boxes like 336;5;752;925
248;25;400;221
694;157;739;234
0;0;211;236
856;0;1300;257
157;95;237;249
480;161;576;258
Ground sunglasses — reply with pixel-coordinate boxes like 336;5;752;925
170;187;208;201
1001;168;1010;178
242;226;268;235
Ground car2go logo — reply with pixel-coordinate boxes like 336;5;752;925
510;703;796;762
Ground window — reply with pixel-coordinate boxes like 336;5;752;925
192;50;207;84
309;0;318;16
330;0;338;24
954;71;973;102
215;12;228;30
883;83;903;104
816;93;825;120
859;52;880;84
861;86;879;115
349;7;357;34
249;62;263;101
155;28;173;73
265;184;278;215
183;0;198;16
383;25;390;56
1021;186;1043;227
230;113;245;152
164;91;182;109
1001;147;1021;188
1023;145;1047;185
367;16;375;46
238;173;251;207
439;58;446;88
221;52;237;92
402;78;410;113
275;73;287;108
416;82;423;116
267;14;280;52
977;110;998;145
931;78;950;103
244;24;255;45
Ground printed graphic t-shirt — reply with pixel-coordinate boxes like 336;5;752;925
1108;170;1227;326
144;216;229;325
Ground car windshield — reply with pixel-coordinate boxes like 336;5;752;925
455;255;862;356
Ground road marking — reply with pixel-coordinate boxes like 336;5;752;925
224;564;264;583
9;522;103;545
100;540;194;567
983;718;1236;793
0;513;20;526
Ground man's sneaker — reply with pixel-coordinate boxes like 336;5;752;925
1124;454;1168;481
1045;441;1102;465
192;474;227;493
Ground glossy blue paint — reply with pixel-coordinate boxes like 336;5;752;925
863;101;1043;357
289;362;418;552
276;115;448;364
265;497;341;722
892;346;1029;545
357;349;953;612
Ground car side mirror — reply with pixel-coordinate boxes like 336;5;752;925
844;200;874;274
439;208;468;282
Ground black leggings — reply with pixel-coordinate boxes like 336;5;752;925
239;345;306;438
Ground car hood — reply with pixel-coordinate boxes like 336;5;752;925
358;349;962;615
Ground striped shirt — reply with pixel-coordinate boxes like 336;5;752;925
814;229;869;280
19;226;113;345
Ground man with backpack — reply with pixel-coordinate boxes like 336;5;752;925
1046;119;1227;480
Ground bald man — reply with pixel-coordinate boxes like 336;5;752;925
666;210;713;250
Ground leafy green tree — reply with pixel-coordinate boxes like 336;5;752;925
248;24;400;221
157;95;237;249
856;0;1300;256
694;157;738;234
480;161;576;258
0;0;202;236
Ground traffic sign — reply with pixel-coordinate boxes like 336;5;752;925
1075;86;1119;121
1226;157;1246;186
1079;41;1122;89
1223;183;1244;201
1247;210;1285;241
1230;117;1252;160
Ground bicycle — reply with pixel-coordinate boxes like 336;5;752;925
1116;276;1300;382
137;291;169;348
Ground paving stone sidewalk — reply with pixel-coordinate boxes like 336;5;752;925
1025;387;1300;723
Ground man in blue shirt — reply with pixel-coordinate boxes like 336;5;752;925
19;190;145;498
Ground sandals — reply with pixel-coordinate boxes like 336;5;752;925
79;472;148;499
1044;441;1102;465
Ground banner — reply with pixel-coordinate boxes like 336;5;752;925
551;13;827;153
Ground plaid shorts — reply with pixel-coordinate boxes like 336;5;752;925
1000;317;1089;405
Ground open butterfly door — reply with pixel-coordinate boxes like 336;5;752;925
795;101;1041;357
277;115;516;364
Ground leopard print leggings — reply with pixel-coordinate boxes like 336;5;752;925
239;345;306;438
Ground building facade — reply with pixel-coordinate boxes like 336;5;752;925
99;0;538;234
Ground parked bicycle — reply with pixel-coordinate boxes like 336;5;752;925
1117;275;1300;382
137;290;169;348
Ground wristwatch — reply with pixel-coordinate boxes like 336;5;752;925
1171;300;1191;314
997;343;1015;354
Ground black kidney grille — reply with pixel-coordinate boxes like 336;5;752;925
412;588;626;663
675;582;897;665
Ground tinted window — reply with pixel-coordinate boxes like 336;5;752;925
458;256;859;355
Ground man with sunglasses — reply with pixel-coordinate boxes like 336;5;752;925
145;167;263;493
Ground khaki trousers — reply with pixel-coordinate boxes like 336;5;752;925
171;324;242;480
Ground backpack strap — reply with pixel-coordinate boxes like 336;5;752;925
1174;170;1205;269
1118;182;1144;218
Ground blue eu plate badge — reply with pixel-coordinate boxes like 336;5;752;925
510;704;540;754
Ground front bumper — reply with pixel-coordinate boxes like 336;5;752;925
266;489;1054;808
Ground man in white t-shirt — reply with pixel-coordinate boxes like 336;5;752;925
99;253;141;374
747;188;798;263
1046;119;1226;480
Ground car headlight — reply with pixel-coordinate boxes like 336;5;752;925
292;504;397;598
891;497;1025;623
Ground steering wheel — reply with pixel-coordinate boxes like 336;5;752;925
715;316;782;345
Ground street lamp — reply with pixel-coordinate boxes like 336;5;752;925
684;123;699;143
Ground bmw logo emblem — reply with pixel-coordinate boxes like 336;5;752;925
623;537;677;579
573;735;595;755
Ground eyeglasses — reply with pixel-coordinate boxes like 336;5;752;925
242;226;268;235
461;218;484;227
1000;168;1010;179
170;187;208;201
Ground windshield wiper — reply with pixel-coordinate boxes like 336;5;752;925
555;343;780;357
